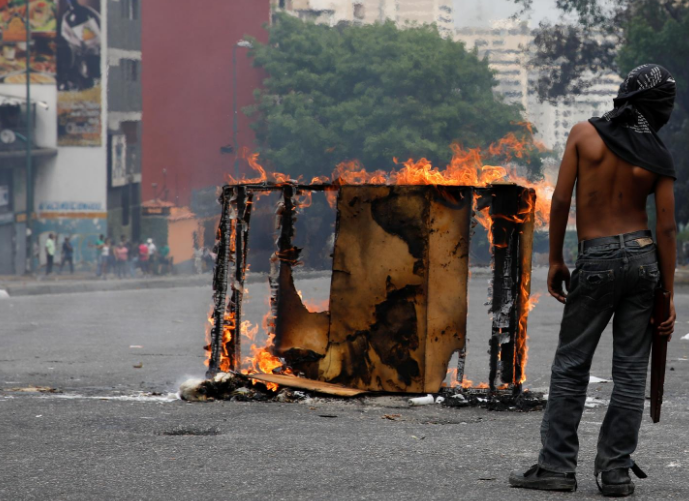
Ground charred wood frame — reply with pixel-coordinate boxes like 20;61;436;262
206;183;536;395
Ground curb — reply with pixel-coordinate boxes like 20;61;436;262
0;270;332;298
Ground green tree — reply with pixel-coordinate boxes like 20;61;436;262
245;13;542;179
514;0;689;221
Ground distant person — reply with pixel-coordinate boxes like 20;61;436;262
159;243;171;275
93;234;105;276
59;236;74;274
122;236;136;278
45;233;56;275
682;240;689;266
100;238;111;279
138;241;149;275
193;246;203;274
114;240;128;279
147;238;157;274
510;65;677;496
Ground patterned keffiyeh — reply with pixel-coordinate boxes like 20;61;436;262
589;64;677;179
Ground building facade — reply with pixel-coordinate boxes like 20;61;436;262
0;0;113;275
106;0;143;244
454;20;622;154
140;0;270;269
273;0;454;36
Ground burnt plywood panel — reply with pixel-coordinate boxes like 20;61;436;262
248;373;367;397
323;186;429;392
424;187;472;392
273;263;330;368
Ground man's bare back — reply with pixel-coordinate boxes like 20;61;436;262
574;122;658;241
547;120;676;336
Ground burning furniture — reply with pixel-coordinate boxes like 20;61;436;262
206;181;537;394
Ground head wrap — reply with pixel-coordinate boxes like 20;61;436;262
589;64;676;179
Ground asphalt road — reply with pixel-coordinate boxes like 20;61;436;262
2;269;689;500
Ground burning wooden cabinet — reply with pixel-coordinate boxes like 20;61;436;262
207;182;537;394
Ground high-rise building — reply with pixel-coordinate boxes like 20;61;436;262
272;0;454;36
454;20;622;154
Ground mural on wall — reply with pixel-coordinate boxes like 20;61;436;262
0;0;57;84
56;0;101;146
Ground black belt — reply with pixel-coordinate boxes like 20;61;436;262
578;229;654;254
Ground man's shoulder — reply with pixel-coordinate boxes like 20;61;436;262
570;121;598;141
569;121;607;159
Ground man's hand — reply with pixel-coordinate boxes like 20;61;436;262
654;296;676;340
548;262;571;304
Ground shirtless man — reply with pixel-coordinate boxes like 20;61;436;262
510;64;677;496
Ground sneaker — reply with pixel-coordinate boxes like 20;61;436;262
509;464;577;492
597;464;647;497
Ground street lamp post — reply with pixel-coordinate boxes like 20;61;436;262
25;0;33;273
233;40;253;181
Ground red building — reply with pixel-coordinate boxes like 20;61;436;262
141;0;270;208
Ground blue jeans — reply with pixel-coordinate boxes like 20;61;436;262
538;230;660;475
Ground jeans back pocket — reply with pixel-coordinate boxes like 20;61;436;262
579;269;615;311
638;263;661;300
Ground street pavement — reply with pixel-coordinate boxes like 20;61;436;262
1;268;689;500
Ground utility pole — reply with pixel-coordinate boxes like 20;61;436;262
233;40;253;181
25;0;33;274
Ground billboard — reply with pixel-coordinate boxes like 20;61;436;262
0;0;58;84
56;0;101;146
111;134;127;187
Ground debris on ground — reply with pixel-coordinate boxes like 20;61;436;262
439;387;547;412
178;372;548;412
409;394;435;406
589;376;611;383
584;396;610;408
382;414;402;421
5;385;61;394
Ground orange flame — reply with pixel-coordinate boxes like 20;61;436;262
215;125;551;390
517;288;541;384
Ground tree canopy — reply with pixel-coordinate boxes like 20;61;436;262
245;13;540;179
514;0;689;221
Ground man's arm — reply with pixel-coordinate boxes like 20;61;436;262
548;124;580;303
654;176;677;336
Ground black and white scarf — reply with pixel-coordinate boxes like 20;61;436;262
589;64;677;179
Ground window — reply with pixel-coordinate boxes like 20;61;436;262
122;0;139;20
124;60;139;82
353;3;365;19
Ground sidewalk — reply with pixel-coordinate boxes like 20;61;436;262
0;269;331;297
0;272;212;297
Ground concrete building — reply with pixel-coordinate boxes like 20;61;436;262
454;20;622;154
106;0;143;244
273;0;454;36
141;0;271;268
1;0;108;275
0;0;143;275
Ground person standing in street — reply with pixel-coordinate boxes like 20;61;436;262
60;236;74;274
114;239;128;279
159;242;171;275
94;234;105;277
138;240;149;276
45;233;56;275
509;65;677;496
147;238;157;275
100;238;111;279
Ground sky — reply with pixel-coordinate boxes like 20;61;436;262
453;0;566;28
